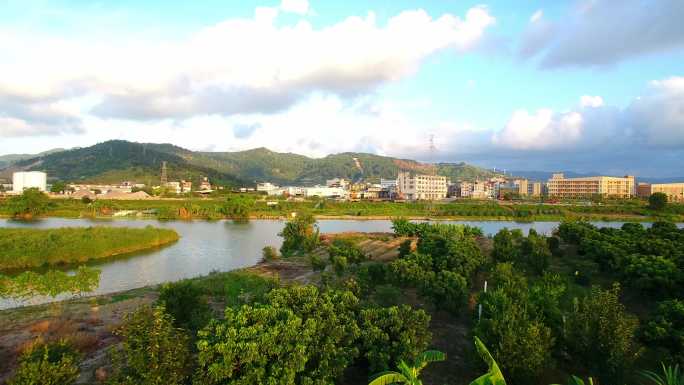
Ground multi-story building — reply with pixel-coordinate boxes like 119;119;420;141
547;173;635;199
257;182;280;193
636;183;652;198
396;171;448;200
199;177;212;191
326;178;350;189
651;183;684;202
12;171;47;193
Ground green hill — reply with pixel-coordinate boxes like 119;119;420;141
4;140;501;185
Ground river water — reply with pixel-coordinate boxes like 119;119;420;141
1;218;681;309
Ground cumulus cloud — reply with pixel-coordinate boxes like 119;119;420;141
580;95;604;107
519;0;684;67
487;78;684;174
0;5;495;125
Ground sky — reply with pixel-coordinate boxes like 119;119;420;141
0;0;683;177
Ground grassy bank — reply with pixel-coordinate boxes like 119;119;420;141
0;226;179;270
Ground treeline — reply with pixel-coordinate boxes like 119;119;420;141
0;226;179;270
2;188;684;221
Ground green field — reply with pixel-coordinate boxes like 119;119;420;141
0;226;179;270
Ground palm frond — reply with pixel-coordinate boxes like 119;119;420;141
369;371;409;385
470;337;506;385
641;364;684;385
414;350;447;371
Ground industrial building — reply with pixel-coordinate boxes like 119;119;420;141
547;173;635;198
12;171;47;193
396;171;448;200
650;183;684;202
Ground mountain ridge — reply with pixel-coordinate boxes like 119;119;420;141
1;140;502;185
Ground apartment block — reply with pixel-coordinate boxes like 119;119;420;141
396;171;448;200
547;173;635;198
651;183;684;202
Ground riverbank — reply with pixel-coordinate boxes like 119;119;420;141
2;196;683;222
0;227;179;270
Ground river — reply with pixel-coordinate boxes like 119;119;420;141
1;218;681;309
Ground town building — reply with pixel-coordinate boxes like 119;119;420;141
304;186;348;199
380;179;397;189
326;178;350;189
180;180;192;193
396;171;448;200
257;182;280;193
165;181;181;194
650;183;684;202
636;183;652;198
12;171;47;193
199;177;212;191
547;173;635;199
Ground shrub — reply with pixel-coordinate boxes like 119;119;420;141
398;239;412;258
643;299;684;365
372;284;402;307
492;228;520;263
519;232;551;275
359;305;432;373
328;239;366;265
309;254;327;271
109;305;192;385
565;284;642;384
261;246;279;261
331;255;349;276
8;340;80;385
158;280;212;332
420;270;468;313
547;236;561;256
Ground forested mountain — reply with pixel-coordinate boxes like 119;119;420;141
2;140;501;185
0;148;65;169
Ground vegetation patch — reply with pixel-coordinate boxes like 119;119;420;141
0;226;179;270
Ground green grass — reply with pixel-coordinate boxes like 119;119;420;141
0;226;179;270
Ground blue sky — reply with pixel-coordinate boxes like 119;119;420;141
1;0;683;177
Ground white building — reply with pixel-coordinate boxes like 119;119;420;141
396;171;448;200
304;186;348;199
380;178;397;189
12;171;47;193
257;182;280;193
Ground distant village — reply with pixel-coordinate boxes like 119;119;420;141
3;164;684;203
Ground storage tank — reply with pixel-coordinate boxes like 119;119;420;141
12;171;47;193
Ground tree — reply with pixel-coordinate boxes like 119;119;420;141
158;280;212;333
519;232;551;275
7;188;50;218
109;305;192;385
50;181;67;194
222;194;253;220
368;350;446;385
492;228;519;263
8;340;80;385
359;305;432;373
279;212;320;256
565;284;642;384
643;300;684;365
650;192;669;210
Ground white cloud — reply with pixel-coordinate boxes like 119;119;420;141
519;0;684;67
0;5;496;125
280;0;310;15
530;10;543;23
493;109;583;150
580;95;604;107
